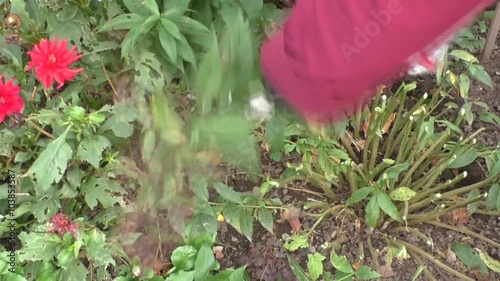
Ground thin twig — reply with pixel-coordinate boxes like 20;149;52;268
25;119;55;139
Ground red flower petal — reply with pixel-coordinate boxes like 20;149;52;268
0;75;24;123
25;37;83;89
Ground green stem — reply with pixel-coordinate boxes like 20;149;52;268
400;131;451;187
411;253;436;281
366;235;380;277
394;239;474;281
425;221;500;249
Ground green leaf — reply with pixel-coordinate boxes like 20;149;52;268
144;0;160;16
479;111;500;126
307;253;325;280
57;5;79;21
191;176;209;200
355;266;382;280
382;163;410;181
284;234;309;252
366;196;380;228
171;245;198;271
98;14;146;32
121;27;143;58
449;50;478;63
223;205;253;242
177;34;197;66
77;135;111;169
266;112;285;160
229;266;247;281
158;24;178;63
448;149;478;169
194;244;215;281
1;273;27;281
458;73;470;98
389;187;417;201
453;243;489;274
287;253;312;281
56;248;76;269
467;189;481;214
476;248;500;272
213;183;242;204
81;177;125;209
257;207;274;234
28;128;72;192
470;65;493;88
486;183;500;211
346;187;373;206
166;270;195;281
330;251;353;273
123;0;151;15
437;120;462;133
195;32;222;114
161;18;182;40
376;192;401;222
84;229;115;267
18;232;62;262
98;103;137;138
60;261;87;281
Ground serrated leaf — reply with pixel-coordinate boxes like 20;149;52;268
81;177;125;209
99;103;137;138
453;242;489;274
2;273;27;281
287;254;312;281
257;207;274;234
366;196;380;228
346;187;373;206
213;183;242;204
60;261;88;281
376;192;401;222
18;232;62;262
330;251;353;273
84;229;115;267
355;266;381;280
194;244;215;281
307;253;325;280
29;129;72;192
284;234;309;251
77;135;111;169
389;187;416;201
171;245;197;271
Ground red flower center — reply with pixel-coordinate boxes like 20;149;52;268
48;54;57;65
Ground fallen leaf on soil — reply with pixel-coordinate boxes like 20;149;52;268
288;218;302;233
352;260;364;270
213;246;224;260
446;248;457;262
381;113;396;134
379;264;395;278
153;259;170;275
445;207;470;225
279;206;301;221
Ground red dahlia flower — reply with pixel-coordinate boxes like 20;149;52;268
26;36;83;89
49;212;79;238
0;76;24;123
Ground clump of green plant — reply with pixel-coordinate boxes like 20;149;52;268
265;77;499;280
